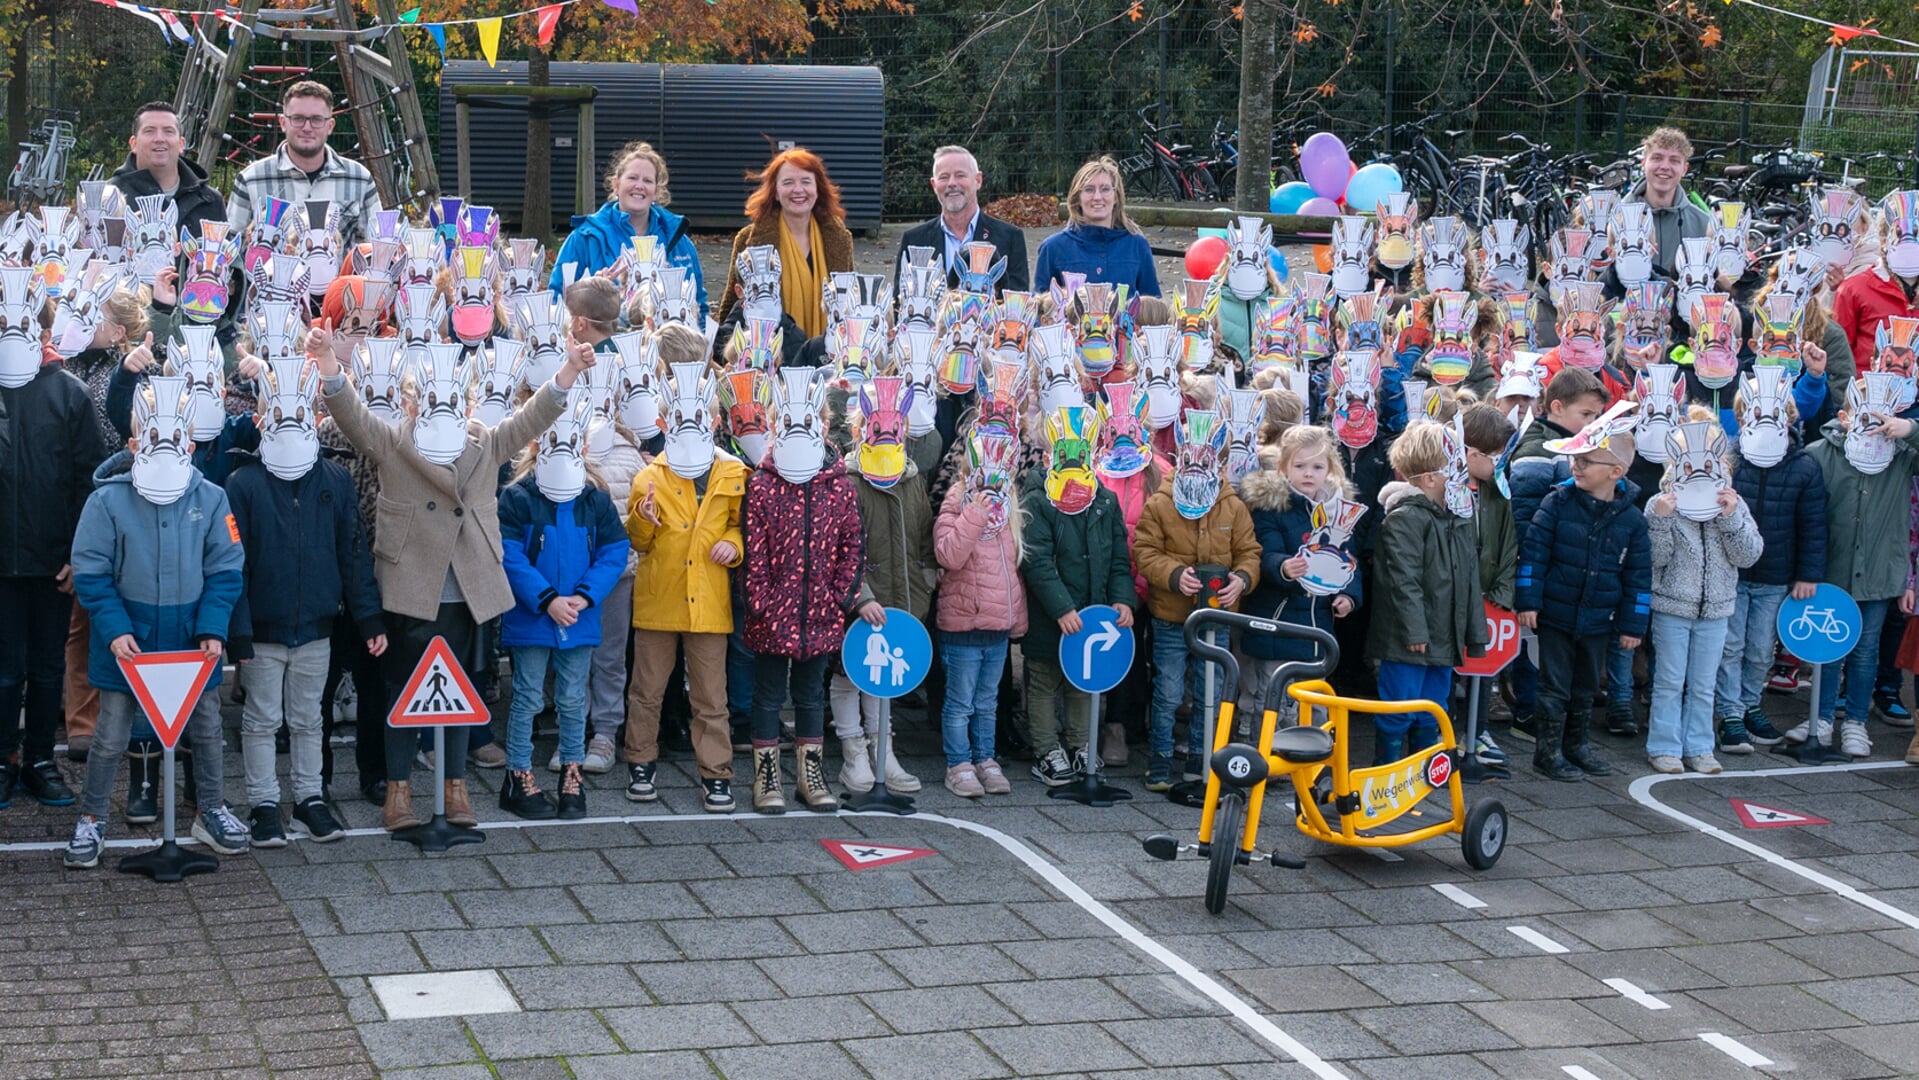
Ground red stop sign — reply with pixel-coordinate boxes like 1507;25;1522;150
1455;600;1520;677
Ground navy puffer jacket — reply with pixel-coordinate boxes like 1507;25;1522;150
1237;469;1362;662
1516;477;1652;638
1506;416;1575;546
1730;442;1826;587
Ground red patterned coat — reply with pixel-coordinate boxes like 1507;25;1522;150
741;455;867;660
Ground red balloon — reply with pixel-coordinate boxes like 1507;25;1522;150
1184;235;1230;280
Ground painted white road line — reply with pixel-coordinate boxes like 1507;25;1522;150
1361;846;1404;863
0;808;1349;1079
1628;764;1919;933
1699;1032;1773;1068
1506;925;1570;954
1602;977;1671;1010
1561;1067;1605;1080
1431;882;1486;910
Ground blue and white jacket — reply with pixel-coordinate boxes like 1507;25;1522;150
498;476;631;649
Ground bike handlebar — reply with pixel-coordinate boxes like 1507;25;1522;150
1183;608;1342;714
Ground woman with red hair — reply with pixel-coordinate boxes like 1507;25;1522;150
717;148;854;337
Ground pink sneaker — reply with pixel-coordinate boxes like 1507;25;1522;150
944;764;985;798
975;759;1011;794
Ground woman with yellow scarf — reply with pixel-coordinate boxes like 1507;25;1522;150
717;148;856;337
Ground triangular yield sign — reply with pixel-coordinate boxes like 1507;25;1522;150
387;636;490;727
820;839;936;870
1730;798;1831;829
119;651;218;749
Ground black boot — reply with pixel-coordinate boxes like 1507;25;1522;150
556;763;587;820
499;768;557;820
1562;712;1613;776
1530;715;1582;782
126;739;161;824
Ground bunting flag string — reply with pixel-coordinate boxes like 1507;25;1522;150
85;0;669;58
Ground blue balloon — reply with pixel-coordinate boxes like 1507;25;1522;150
1344;163;1405;216
1267;246;1289;282
1269;181;1314;215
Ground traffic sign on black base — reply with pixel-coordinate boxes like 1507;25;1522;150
387;636;490;850
1772;585;1860;767
840;609;931;815
1053;605;1135;807
1456;603;1520;784
116;651;220;882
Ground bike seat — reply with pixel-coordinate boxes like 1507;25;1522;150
1270;725;1335;764
1169;144;1195;156
1721;164;1753;179
1444;129;1469;139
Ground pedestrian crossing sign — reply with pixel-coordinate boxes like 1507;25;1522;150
388;636;490;727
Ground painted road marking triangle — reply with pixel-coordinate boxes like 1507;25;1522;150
119;651;217;749
388;636;489;727
1730;798;1830;829
821;839;936;870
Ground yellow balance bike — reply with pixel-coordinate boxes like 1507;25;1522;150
1143;609;1509;914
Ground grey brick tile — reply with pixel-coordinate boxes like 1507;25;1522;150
599;1002;756;1052
859;984;1020;1033
976;1022;1145;1073
464;1010;619;1058
501;964;651;1009
631;958;785;1003
842;1031;1012;1080
704;1042;869;1080
733;995;890;1042
757;951;909;996
411;927;555;969
1100;1016;1274;1066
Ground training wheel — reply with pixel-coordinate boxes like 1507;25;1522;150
1461;798;1508;870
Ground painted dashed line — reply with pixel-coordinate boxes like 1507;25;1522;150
1430;882;1486;909
1560;1067;1604;1080
1699;1032;1773;1068
1506;925;1570;954
1360;846;1404;862
1602;977;1671;1011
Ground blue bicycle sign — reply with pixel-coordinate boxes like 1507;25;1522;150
1775;585;1861;667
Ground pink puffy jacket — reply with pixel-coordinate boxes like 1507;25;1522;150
933;484;1028;637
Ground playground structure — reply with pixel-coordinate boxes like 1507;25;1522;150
170;0;439;213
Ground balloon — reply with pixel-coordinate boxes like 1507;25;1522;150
1299;132;1353;200
1184;235;1229;280
1297;196;1341;218
1269;181;1314;215
1345;163;1405;216
1268;246;1290;283
1312;245;1333;273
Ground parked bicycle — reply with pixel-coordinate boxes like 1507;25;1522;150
8;116;77;206
1119;105;1221;202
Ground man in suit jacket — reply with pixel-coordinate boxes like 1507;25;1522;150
893;146;1031;296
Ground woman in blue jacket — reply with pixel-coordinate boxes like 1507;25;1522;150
1032;156;1161;297
549;141;708;323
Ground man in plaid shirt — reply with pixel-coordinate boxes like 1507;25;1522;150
226;80;383;247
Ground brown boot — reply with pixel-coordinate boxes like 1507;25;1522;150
444;779;477;827
795;739;839;812
1906;729;1919;766
382;780;419;831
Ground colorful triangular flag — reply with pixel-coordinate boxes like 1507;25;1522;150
599;0;638;14
425;22;447;56
398;5;420;21
477;16;501;66
535;4;562;47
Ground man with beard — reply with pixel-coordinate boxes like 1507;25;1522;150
894;146;1030;295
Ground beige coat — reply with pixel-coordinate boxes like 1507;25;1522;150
322;375;567;622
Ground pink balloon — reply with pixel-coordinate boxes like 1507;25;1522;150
1297;196;1341;218
1299;132;1352;200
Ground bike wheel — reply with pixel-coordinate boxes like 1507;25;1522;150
1462;799;1508;870
1205;792;1246;915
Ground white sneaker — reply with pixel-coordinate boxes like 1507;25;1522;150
1683;754;1723;775
1647;755;1684;775
877;740;921;793
1839;721;1872;758
839;735;875;794
1782;718;1832;745
414;749;436;771
547;747;563;772
583;734;617;774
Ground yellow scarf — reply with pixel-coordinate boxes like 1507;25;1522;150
776;215;827;339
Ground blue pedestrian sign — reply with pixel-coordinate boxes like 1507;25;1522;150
841;608;932;699
1776;584;1862;667
1059;604;1136;694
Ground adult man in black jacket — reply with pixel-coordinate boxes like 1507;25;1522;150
109;101;227;240
893;146;1030;296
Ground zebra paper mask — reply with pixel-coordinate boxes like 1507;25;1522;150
1329;216;1374;297
1546;399;1638;459
428;197;465;261
1738;365;1792;468
51;259;125;359
891;327;939;438
1030;322;1083;418
1171;409;1227;520
1712;202;1755;280
1608;203;1657;289
1479;219;1531;292
1173;278;1221;374
1810;187;1869;269
1752;292;1806;373
410;343;473;465
1418;216;1469;293
1336;286;1388;361
856;375;915;489
395;282;447;366
966;429;1020;534
366;209;406;248
660;360;718;480
895;246;944;332
1663;421;1732;522
1043;406;1100;514
246;299;302;365
126;194;177;286
1632;364;1686;465
355;337;407;423
1689;293;1739;389
1296;495;1366;596
1674;237;1716;326
1495;351;1546;403
955;241;1006;295
30;207;81;298
1132;323;1182;431
1619;280;1674;361
643;266;699;328
825;273;890;331
1883;191;1919;278
1224;388;1262;484
1293;273;1336;364
471;338;528;428
730;316;783;374
614;235;665;311
1329;350;1381;450
532;386;593;503
1064;282;1127;377
256;356;321;481
400;226;442;287
1442;413;1474;518
331;275;395;341
179;222;239;324
1547;227;1599;297
826;314;887;386
1374;193;1418;271
130;375;195;505
1576;190;1621;269
1249;291;1298;377
75;180;123;252
95;217;129;269
610;330;662;436
1555;281;1610;371
1224;216;1274;300
1876;316;1919;380
974;357;1028;436
456;206;498;252
717;368;772;467
1846;372;1914;475
989;290;1037;365
1773;246;1827;308
771;365;831;485
0;266;45;388
936;289;991;396
1096;380;1153;480
1427;290;1475;386
500;238;545;301
509;292;566;389
1495;407;1531;500
293;200;342;297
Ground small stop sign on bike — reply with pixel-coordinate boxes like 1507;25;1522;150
1775;584;1862;667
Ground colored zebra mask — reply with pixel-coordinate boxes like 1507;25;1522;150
1619;281;1673;362
730;316;784;374
450;246;497;346
1329;350;1380;450
179;222;240;325
1248;290;1298;378
936;288;991;396
1174;278;1221;374
1374;192;1418;271
1096;379;1153;481
255;356;321;481
1060;281;1128;378
1171;409;1228;520
717;368;772;467
1751;292;1806;373
1426;289;1475;386
1689;293;1740;389
966;429;1020;535
856;375;915;489
1295;494;1366;596
1044;406;1100;515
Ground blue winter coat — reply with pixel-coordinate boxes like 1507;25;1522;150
223;454;384;659
497;476;631;649
1506;416;1575;547
1516;477;1652;639
1033;223;1161;297
1730;442;1826;588
549;201;708;322
1237;470;1362;661
70;451;246;693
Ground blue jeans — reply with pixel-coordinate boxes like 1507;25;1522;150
1715;582;1789;720
751;653;829;743
1605;639;1636;721
506;645;592;771
1819;598;1891;723
1648;612;1729;759
939;635;1009;767
1149;618;1224;760
1375;661;1451;745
